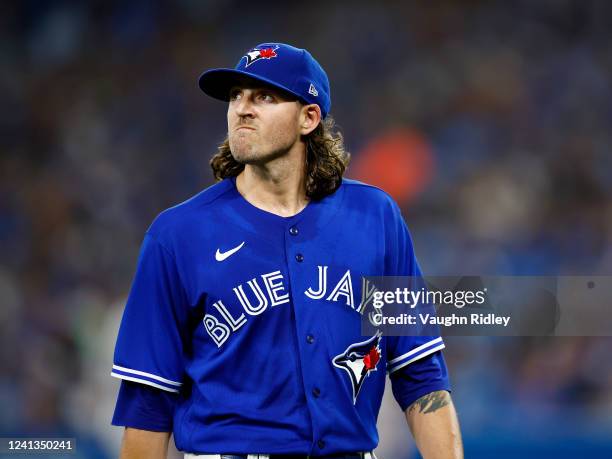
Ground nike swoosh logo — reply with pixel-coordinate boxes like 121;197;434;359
215;242;245;261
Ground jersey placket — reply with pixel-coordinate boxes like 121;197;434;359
282;217;328;455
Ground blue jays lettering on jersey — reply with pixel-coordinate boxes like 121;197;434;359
111;178;449;455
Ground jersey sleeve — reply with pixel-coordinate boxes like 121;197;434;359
112;380;178;431
383;199;450;410
111;232;189;393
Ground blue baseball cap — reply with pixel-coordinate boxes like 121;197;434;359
198;43;331;118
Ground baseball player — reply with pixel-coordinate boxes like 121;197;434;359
111;43;463;459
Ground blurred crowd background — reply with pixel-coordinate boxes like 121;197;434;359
1;0;611;457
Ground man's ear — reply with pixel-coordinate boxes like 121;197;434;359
300;104;322;135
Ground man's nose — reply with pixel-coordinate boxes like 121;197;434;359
233;94;254;117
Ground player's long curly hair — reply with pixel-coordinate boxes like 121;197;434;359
210;116;350;200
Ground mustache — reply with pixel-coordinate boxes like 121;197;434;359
233;122;256;130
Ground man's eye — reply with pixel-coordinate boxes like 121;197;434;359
259;93;274;102
229;90;242;101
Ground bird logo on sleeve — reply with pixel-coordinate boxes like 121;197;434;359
332;332;382;403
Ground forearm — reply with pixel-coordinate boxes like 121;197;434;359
405;390;463;459
119;427;171;459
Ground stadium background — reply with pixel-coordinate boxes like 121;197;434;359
1;0;611;457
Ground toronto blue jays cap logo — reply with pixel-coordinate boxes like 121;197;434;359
243;45;279;67
333;332;382;404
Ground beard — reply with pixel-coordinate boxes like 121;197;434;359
229;130;295;165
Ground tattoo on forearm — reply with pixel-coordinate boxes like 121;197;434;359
409;390;450;415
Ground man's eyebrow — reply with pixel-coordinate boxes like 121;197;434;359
229;86;297;100
230;85;275;92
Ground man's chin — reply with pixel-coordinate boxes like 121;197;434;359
229;142;259;164
231;151;259;165
231;149;285;166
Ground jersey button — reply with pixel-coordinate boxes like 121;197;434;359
289;226;298;235
317;439;325;449
295;253;304;262
312;387;321;398
306;334;315;344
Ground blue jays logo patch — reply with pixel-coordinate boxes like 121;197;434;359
333;332;382;403
243;46;279;67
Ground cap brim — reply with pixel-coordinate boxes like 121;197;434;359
198;68;305;103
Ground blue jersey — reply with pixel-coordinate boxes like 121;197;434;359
111;177;449;455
